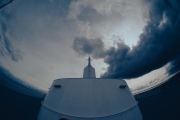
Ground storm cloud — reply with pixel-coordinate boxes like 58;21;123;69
72;0;180;79
0;10;23;62
167;55;180;75
72;37;106;58
1;0;180;91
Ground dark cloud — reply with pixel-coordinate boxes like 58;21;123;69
72;37;106;58
167;55;180;74
102;0;180;78
78;7;110;25
165;0;180;14
72;0;180;79
0;0;13;9
0;10;23;62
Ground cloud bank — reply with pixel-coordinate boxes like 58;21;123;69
0;10;23;62
72;37;106;58
72;0;180;79
1;0;179;91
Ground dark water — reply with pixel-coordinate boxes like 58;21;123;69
135;72;180;120
0;84;43;120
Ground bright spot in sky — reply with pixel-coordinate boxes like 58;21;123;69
125;63;170;92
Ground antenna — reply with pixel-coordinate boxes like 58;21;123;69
86;55;93;66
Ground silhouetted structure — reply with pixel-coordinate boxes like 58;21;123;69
37;57;142;120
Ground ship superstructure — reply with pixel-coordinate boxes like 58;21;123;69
37;57;142;120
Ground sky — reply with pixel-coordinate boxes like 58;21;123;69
0;0;180;91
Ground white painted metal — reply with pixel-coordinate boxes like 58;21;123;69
38;103;142;120
38;57;142;119
38;78;142;119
